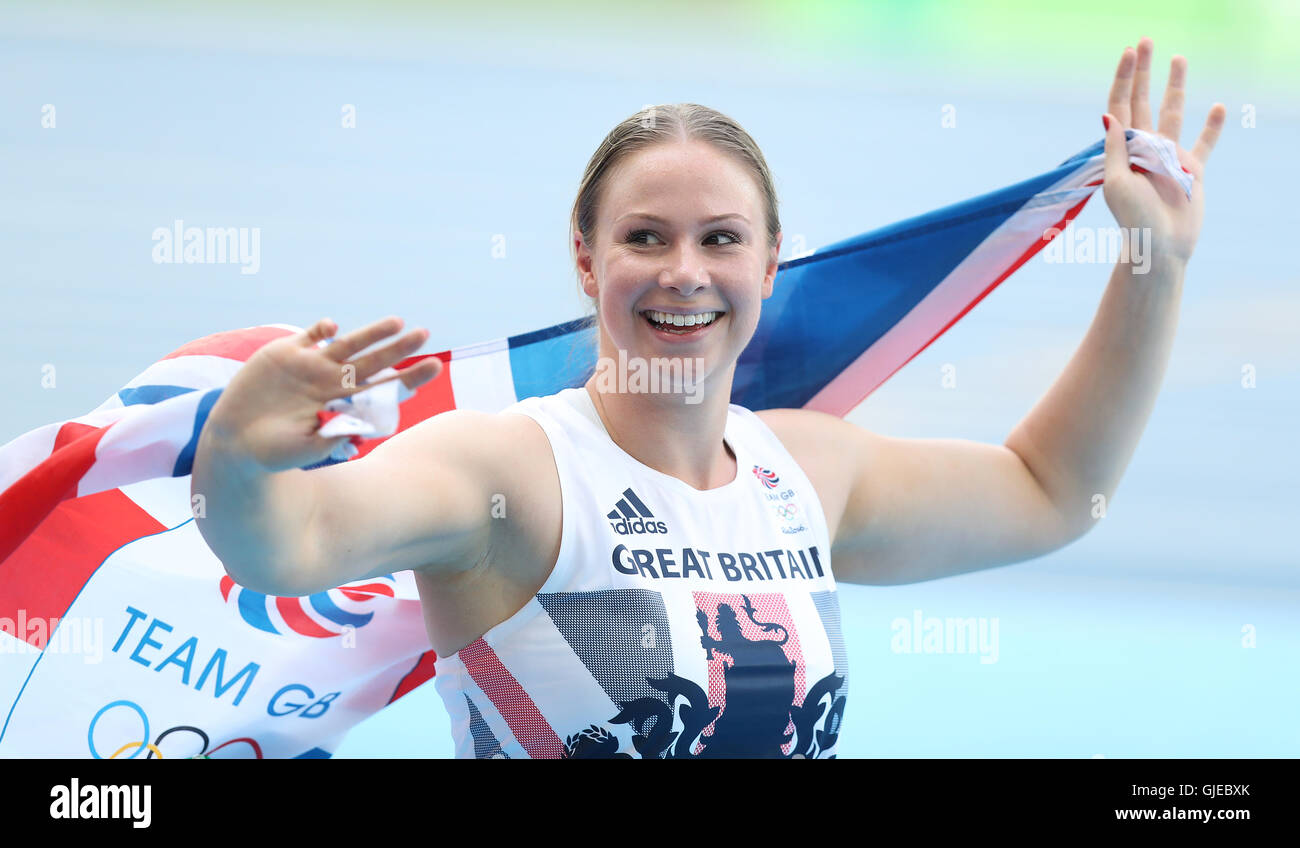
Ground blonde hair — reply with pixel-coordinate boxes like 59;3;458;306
568;103;781;319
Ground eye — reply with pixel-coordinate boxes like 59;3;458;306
625;230;663;246
625;230;743;247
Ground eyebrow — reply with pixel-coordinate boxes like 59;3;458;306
614;212;751;226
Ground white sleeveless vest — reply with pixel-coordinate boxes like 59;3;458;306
432;387;849;758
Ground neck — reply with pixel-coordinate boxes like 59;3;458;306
584;366;736;491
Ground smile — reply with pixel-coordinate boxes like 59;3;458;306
641;310;723;335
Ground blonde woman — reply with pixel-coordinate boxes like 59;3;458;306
192;38;1224;758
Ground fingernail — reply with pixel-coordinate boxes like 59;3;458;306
1102;115;1110;131
1181;165;1191;174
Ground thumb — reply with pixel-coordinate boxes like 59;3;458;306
1101;113;1128;186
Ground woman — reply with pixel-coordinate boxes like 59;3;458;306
192;38;1224;758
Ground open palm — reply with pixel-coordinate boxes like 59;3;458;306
1101;37;1226;265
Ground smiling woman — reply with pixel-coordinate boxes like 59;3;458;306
182;36;1225;758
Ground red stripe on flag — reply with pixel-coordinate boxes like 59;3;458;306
275;596;338;638
919;191;1096;351
389;650;439;704
0;490;166;647
460;638;563;758
161;326;296;362
338;582;395;601
0;421;112;566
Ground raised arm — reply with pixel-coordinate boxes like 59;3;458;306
760;38;1225;586
192;317;542;597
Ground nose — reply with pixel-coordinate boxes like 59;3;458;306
657;243;711;297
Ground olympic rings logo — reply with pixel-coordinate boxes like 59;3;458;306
775;504;798;520
88;700;264;759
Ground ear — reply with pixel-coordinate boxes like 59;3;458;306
576;232;599;298
761;232;781;299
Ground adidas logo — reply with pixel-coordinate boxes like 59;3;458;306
606;488;668;535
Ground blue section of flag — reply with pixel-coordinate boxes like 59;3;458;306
173;388;223;477
309;591;374;629
507;321;596;401
732;165;1070;411
118;385;195;406
236;586;278;634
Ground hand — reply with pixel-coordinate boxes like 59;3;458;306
206;316;443;472
1101;37;1226;266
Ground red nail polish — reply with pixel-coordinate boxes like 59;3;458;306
1102;115;1110;130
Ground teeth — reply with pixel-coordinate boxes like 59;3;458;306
646;310;718;328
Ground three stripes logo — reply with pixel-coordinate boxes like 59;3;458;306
607;488;668;536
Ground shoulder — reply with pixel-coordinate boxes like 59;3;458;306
754;406;864;457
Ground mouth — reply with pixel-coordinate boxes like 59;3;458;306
641;309;724;337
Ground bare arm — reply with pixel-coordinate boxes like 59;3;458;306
761;410;1073;585
764;257;1187;585
191;421;329;596
761;39;1224;586
764;200;1190;586
191;316;446;596
193;316;558;600
292;409;542;596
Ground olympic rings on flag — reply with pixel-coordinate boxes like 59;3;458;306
88;700;264;759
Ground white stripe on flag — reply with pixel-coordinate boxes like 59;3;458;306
78;391;206;496
447;340;519;413
0;421;62;493
116;354;247;394
0;628;41;708
119;476;201;529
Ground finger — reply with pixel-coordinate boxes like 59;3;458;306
356;357;443;394
1107;46;1136;127
1191;103;1227;167
321;316;404;362
296;317;337;347
1101;113;1128;185
1131;37;1154;131
346;328;430;384
392;357;443;391
1157;54;1187;142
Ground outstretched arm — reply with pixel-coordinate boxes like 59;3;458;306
1006;37;1225;542
764;38;1225;586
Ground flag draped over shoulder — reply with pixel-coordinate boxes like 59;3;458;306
0;130;1191;758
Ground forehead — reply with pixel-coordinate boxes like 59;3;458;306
601;140;759;217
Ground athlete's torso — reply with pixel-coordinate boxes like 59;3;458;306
424;387;850;758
